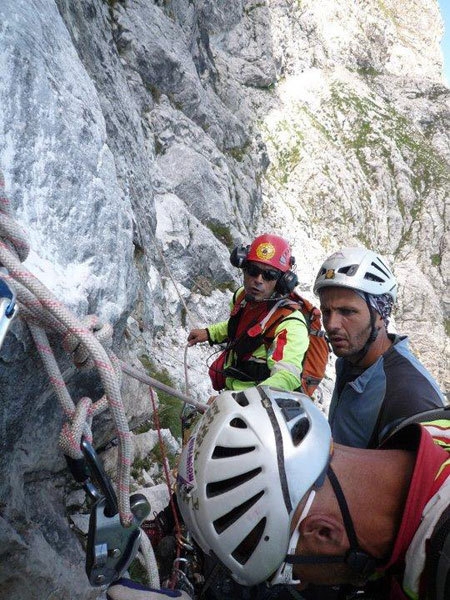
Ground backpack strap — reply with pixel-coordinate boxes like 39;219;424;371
227;288;247;341
225;296;301;382
387;409;450;599
380;406;450;446
248;298;299;338
231;287;245;306
228;292;300;353
427;502;450;600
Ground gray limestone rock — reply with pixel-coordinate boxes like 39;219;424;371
0;0;448;597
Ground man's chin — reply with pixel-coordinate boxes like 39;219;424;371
331;344;348;357
332;346;366;364
245;290;265;302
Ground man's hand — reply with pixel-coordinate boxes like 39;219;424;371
187;328;208;346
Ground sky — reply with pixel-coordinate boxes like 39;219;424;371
438;0;450;84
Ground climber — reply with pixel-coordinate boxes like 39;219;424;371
174;386;450;600
107;387;450;600
313;246;445;449
141;234;323;554
187;233;310;394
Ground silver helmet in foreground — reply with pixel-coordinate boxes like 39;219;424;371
176;386;332;586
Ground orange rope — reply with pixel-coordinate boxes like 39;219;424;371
148;385;183;589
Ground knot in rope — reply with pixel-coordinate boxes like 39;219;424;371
59;396;94;459
63;314;114;369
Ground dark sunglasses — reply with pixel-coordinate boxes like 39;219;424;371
243;263;281;281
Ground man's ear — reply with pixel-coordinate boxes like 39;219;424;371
299;514;347;553
374;311;384;327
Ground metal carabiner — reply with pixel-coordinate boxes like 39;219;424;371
81;438;118;517
86;492;151;586
78;439;151;586
0;273;18;350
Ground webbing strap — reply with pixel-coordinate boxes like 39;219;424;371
436;531;450;600
327;466;360;551
427;503;450;600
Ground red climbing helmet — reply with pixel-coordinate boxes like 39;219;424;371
246;234;293;273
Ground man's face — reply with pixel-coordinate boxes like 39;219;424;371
319;287;375;359
243;261;280;301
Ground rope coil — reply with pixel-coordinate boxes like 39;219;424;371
0;170;207;586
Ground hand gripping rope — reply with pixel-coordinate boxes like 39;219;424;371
0;171;207;588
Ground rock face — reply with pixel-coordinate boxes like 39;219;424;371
0;0;448;598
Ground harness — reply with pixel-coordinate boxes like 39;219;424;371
425;502;450;600
384;407;450;600
223;290;303;384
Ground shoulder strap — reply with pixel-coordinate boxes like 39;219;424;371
251;298;299;338
425;502;450;600
232;287;245;304
228;298;299;361
380;406;450;446
227;288;247;342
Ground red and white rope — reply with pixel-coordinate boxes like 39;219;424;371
0;171;209;587
0;172;129;523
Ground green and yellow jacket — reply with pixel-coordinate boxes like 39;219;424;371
207;287;309;392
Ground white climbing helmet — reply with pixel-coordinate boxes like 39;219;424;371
176;386;332;586
313;247;397;301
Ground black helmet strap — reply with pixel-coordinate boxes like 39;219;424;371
349;292;379;366
285;466;377;578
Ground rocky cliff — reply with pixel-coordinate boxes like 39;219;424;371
0;1;448;598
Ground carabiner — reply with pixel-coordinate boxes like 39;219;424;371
86;492;151;586
81;438;118;517
73;439;151;586
64;437;115;508
0;273;18;350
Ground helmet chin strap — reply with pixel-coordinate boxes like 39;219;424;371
283;466;378;580
350;293;380;366
269;490;317;586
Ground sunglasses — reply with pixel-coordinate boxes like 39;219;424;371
243;263;281;281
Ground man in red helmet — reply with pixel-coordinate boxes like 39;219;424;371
187;233;310;393
142;236;314;570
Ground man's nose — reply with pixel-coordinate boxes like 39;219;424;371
324;311;340;331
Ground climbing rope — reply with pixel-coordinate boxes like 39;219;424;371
0;170;208;586
148;386;183;589
150;220;202;400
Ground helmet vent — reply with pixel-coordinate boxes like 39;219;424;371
291;415;310;445
275;399;310;444
212;445;255;458
364;272;384;283
207;467;262;498
276;398;304;422
231;517;267;565
234;392;250;407
213;490;264;535
369;260;390;279
230;417;248;428
338;264;358;276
